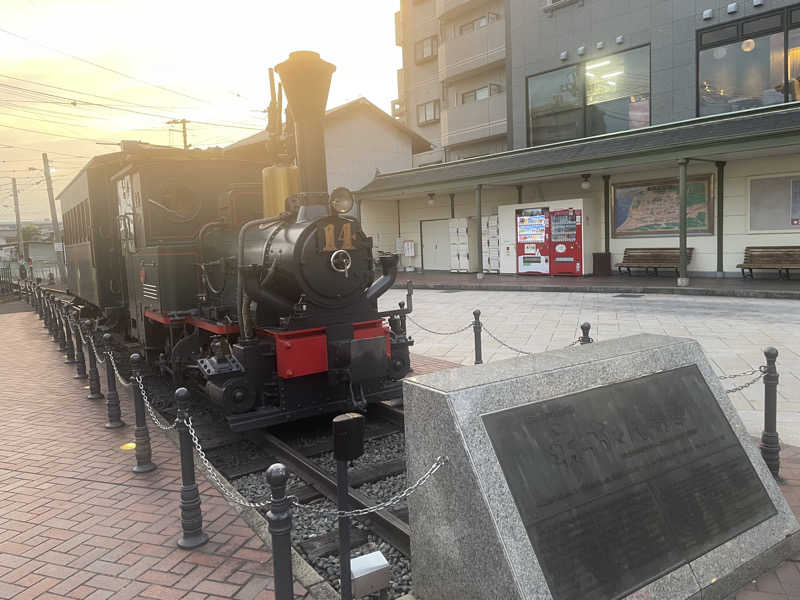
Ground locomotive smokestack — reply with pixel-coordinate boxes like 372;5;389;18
275;51;335;194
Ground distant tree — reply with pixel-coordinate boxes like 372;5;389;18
22;224;41;241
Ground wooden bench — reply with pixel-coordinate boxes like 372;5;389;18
616;248;693;276
737;246;800;279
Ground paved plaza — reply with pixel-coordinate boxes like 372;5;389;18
381;289;800;445
0;301;322;600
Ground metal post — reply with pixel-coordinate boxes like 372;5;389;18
102;333;124;429
42;153;67;284
43;294;50;327
760;347;780;478
63;310;76;364
337;459;353;600
715;161;726;277
72;317;87;379
579;322;593;344
603;175;611;254
85;321;104;400
131;354;155;473
677;158;690;287
267;463;294;600
56;307;66;351
12;178;23;265
474;185;483;279
473;309;483;365
175;387;209;549
333;413;365;600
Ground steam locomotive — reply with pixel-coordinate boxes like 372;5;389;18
58;51;413;431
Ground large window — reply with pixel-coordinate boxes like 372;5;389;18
459;13;498;35
749;175;800;231
526;46;650;147
415;36;438;64
416;100;440;126
698;8;800;115
462;83;503;104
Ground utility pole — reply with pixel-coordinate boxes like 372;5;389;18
12;178;23;262
167;119;189;149
42;153;67;283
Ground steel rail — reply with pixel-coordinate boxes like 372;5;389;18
250;430;411;556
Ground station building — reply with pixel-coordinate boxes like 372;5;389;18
363;0;800;278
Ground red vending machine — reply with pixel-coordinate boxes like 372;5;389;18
516;208;550;274
549;208;582;275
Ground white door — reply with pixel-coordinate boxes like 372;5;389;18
421;219;451;271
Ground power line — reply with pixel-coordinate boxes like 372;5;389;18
0;26;213;105
0;121;108;142
0;82;263;130
0;143;89;158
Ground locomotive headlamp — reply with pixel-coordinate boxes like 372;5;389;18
329;187;354;214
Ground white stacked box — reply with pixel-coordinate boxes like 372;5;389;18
449;217;480;272
481;215;501;273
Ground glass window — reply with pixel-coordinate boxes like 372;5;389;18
416;100;440;125
699;32;785;115
742;13;783;36
700;25;738;47
414;36;438;63
585;45;650;136
462;84;503;104
527;47;650;146
459;13;497;35
791;8;799;26
790;29;800;102
749;176;800;231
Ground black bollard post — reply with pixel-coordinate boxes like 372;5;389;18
130;354;155;473
102;333;124;429
42;294;49;328
473;309;483;365
56;307;67;351
85;321;104;400
333;413;366;600
73;318;87;380
63;311;76;364
760;347;780;479
398;301;407;333
579;322;594;345
175;387;209;549
267;463;295;600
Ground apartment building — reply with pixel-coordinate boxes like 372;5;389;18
366;0;800;279
393;0;509;165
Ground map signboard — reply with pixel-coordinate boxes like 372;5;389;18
612;176;713;237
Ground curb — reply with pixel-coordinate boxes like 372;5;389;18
393;280;800;300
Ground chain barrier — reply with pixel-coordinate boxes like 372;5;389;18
88;335;105;365
481;325;532;355
725;367;767;394
106;352;132;389
133;375;180;431
406;315;472;336
718;368;763;380
184;415;277;509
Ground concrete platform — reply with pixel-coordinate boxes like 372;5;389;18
0;301;328;600
395;272;800;300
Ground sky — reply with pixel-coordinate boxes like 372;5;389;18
0;0;402;221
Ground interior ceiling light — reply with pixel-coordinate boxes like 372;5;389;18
741;38;755;52
581;174;592;190
586;60;611;70
602;71;623;79
713;46;728;59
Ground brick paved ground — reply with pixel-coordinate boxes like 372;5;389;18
0;302;315;600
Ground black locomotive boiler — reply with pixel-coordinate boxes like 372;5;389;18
61;51;413;432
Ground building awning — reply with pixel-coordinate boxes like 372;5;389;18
358;103;800;199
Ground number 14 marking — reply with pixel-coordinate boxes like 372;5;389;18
322;223;355;251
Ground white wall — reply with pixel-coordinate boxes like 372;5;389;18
324;113;413;193
723;155;800;272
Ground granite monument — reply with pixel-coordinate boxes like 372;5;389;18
403;334;799;600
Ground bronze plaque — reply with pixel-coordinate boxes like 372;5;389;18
482;366;775;600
